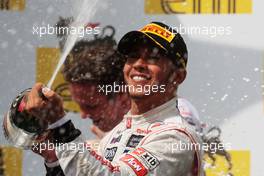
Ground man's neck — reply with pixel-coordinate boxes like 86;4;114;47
130;94;175;115
115;94;130;118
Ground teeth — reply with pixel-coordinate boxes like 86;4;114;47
132;76;147;81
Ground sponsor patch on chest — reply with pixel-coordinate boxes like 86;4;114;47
126;134;145;148
104;147;117;161
110;134;122;144
136;128;152;134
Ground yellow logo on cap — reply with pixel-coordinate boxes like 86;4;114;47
140;23;175;43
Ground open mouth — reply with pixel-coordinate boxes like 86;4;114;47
130;74;151;82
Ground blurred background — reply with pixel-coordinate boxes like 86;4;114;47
0;0;263;175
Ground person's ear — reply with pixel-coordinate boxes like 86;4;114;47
172;69;187;86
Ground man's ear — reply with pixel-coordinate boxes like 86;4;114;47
173;69;187;85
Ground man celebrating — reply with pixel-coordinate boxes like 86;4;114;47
9;22;203;175
61;36;129;133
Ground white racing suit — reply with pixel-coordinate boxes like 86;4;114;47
49;97;204;176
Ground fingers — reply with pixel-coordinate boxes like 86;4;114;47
32;83;58;103
41;87;64;105
91;125;106;139
25;83;46;114
42;87;55;100
24;83;65;125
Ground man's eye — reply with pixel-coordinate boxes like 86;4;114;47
146;54;160;63
125;53;140;63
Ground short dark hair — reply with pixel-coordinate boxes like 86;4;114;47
62;36;125;85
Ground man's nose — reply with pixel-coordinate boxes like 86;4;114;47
133;57;147;72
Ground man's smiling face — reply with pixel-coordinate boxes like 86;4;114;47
123;44;176;99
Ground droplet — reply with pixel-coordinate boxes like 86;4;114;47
7;28;17;35
242;77;250;82
221;94;228;101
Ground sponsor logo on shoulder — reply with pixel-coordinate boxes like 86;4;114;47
132;148;160;170
120;154;148;176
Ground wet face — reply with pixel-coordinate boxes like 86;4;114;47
69;82;121;131
123;44;177;99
